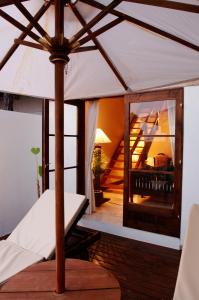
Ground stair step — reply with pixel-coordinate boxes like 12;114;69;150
114;159;124;163
112;167;124;171
108;175;123;179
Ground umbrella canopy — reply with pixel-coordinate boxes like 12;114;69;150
0;0;199;100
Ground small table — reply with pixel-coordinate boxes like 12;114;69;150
0;259;121;299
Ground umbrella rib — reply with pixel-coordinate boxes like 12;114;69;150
70;4;128;90
0;0;27;8
0;1;51;71
70;0;122;45
77;18;123;46
80;0;199;54
0;8;50;49
14;39;48;51
13;0;51;45
71;46;98;53
124;0;199;14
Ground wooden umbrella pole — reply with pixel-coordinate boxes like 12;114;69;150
49;0;70;294
54;60;65;294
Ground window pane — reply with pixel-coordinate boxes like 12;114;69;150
49;136;77;170
49;102;77;135
130;100;175;136
64;169;77;193
49;169;77;193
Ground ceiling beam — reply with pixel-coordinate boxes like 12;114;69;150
13;0;51;44
0;1;51;71
0;0;27;7
70;4;128;90
80;0;199;53
125;0;199;14
70;0;122;45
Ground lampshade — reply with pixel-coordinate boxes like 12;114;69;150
95;128;111;144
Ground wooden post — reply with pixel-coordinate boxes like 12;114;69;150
54;61;65;293
42;99;49;192
49;0;70;294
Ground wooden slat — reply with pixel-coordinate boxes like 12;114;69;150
125;0;199;14
0;1;51;71
0;259;120;300
70;5;128;90
89;232;180;299
81;0;199;53
0;290;120;300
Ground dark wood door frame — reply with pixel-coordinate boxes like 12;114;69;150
123;88;183;237
42;99;85;195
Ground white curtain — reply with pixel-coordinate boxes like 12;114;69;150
167;100;175;164
85;100;99;214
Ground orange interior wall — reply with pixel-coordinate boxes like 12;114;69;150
97;97;124;165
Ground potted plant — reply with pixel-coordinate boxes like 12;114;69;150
31;147;42;198
92;146;106;206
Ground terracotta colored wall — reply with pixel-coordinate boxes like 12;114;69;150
97;97;124;166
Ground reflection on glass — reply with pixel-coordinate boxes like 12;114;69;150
129;100;175;209
130;100;176;136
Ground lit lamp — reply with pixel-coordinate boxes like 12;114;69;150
93;128;111;205
95;128;111;145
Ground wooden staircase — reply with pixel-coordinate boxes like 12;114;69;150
101;112;159;194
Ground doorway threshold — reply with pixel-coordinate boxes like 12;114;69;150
79;197;180;250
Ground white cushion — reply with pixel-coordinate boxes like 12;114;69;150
8;190;87;259
0;240;42;284
173;204;199;300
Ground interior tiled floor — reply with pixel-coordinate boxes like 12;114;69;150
79;191;180;249
92;191;123;225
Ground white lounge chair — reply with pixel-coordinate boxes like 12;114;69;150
0;189;87;284
173;204;199;300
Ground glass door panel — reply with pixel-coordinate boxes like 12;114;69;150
124;90;183;237
43;99;85;195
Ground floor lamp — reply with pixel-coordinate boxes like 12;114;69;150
93;128;111;205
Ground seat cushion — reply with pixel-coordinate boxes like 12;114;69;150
173;204;199;300
0;240;42;284
8;190;86;259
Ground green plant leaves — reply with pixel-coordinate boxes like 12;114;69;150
38;165;42;177
31;147;40;155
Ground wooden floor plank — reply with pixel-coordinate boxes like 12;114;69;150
0;289;120;300
0;259;120;299
88;232;181;300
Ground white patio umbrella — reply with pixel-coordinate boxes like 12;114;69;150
0;0;199;100
0;0;199;295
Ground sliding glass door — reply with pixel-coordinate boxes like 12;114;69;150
42;99;85;195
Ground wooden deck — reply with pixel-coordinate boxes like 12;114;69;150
0;259;120;300
88;232;181;300
0;230;181;300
